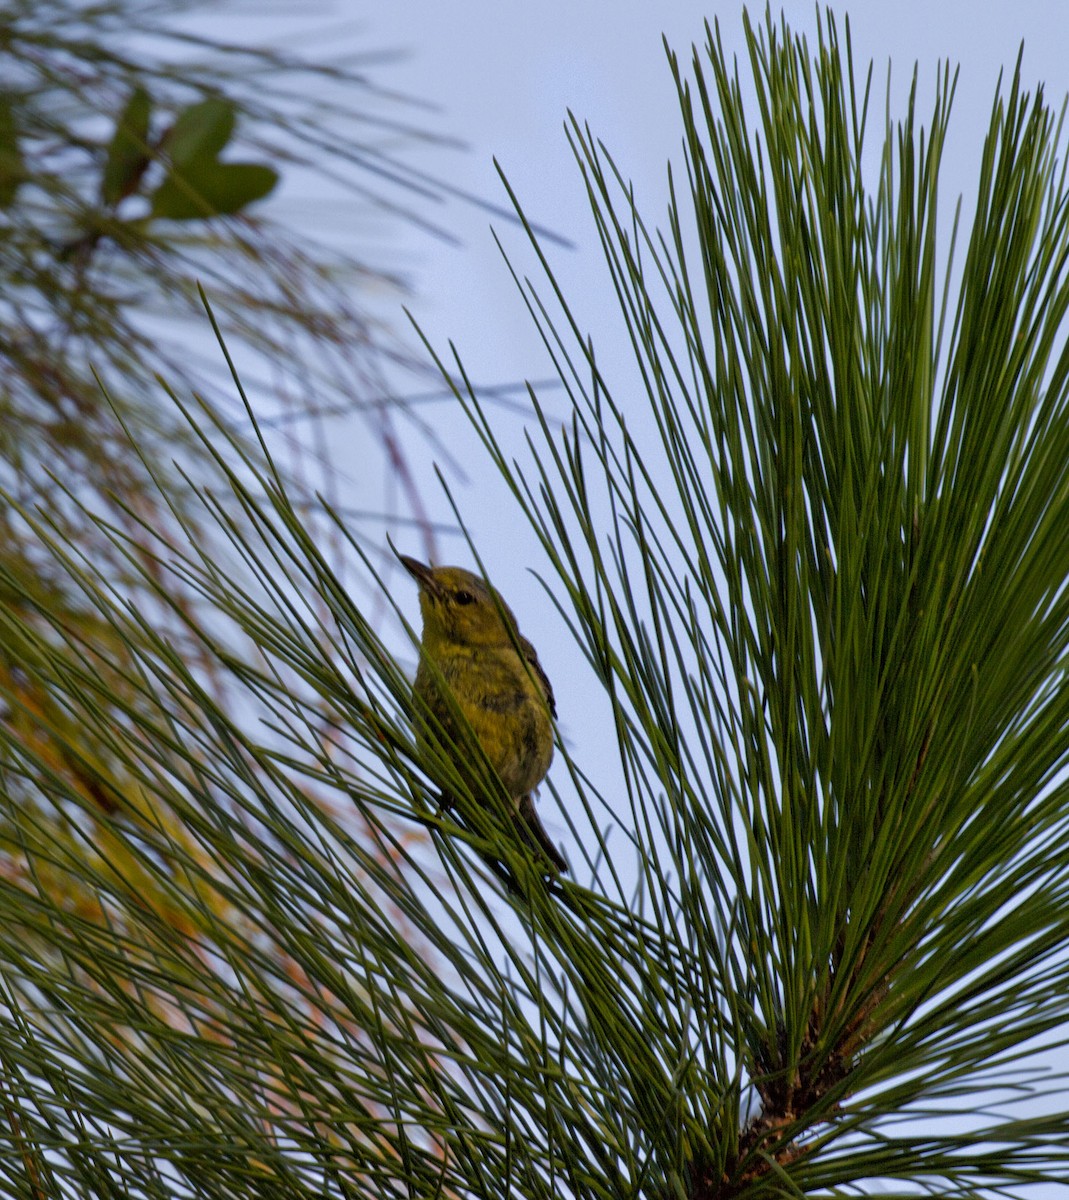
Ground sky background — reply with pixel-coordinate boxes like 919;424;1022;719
372;0;1064;385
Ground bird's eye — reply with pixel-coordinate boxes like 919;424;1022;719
454;590;476;606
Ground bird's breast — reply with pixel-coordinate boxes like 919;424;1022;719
432;646;554;797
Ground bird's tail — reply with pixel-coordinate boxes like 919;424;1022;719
516;793;568;874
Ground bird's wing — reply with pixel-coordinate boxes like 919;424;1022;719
520;635;556;718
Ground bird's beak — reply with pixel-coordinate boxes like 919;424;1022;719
397;553;437;593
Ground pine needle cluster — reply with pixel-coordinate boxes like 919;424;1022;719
6;9;1069;1199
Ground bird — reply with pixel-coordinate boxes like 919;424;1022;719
397;554;567;878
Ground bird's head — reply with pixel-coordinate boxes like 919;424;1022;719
398;556;520;651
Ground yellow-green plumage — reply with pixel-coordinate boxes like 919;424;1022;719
399;556;566;875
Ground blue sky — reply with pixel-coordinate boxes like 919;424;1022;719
375;1;1067;386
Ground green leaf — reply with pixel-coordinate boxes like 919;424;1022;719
0;97;25;209
150;160;278;220
150;97;276;219
102;85;152;206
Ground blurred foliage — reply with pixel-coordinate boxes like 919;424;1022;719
0;0;461;1086
0;0;459;542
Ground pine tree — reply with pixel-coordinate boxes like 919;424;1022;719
6;9;1069;1197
